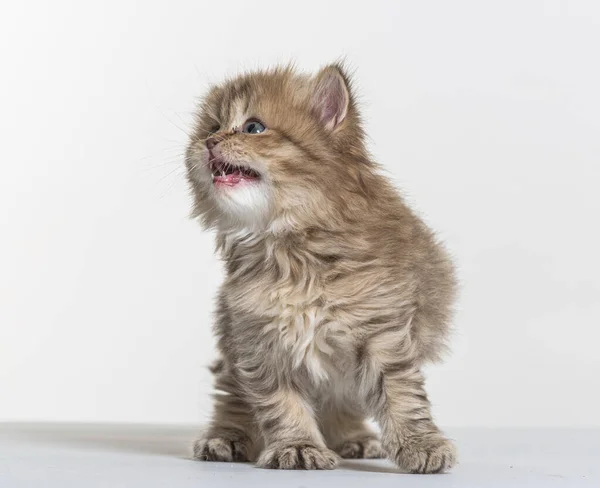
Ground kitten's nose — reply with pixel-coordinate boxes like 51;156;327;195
205;137;218;150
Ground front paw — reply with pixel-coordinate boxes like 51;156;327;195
193;436;251;462
257;443;338;470
393;433;457;474
336;437;385;459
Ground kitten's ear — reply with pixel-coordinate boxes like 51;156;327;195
312;65;350;131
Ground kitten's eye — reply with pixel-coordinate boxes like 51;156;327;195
209;125;220;134
242;119;266;134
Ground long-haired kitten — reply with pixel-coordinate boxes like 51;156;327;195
185;64;457;473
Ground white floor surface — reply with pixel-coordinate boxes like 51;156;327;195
0;424;598;487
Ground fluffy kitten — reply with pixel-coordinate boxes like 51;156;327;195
185;64;457;473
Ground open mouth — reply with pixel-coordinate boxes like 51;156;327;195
209;157;260;187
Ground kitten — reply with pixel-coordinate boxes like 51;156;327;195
185;64;457;473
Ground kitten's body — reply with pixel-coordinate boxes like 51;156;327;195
186;64;457;473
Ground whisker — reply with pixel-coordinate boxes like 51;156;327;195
171;111;192;133
158;175;185;199
157;165;184;183
153;103;191;138
141;160;185;172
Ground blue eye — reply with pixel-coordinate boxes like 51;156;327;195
242;119;266;134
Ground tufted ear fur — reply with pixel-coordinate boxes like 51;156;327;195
312;65;350;131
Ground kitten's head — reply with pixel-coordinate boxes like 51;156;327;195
185;63;369;232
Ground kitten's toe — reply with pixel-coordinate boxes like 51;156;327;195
336;437;385;459
257;443;338;470
392;433;457;474
193;436;251;462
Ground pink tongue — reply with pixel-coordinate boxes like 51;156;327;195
214;170;243;186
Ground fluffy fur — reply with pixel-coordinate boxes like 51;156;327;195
185;64;458;473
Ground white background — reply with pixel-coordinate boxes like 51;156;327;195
1;0;599;428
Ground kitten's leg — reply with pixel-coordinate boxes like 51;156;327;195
193;360;258;463
252;387;338;470
234;354;337;470
367;362;457;473
320;405;384;459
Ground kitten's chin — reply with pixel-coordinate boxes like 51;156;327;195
212;179;272;231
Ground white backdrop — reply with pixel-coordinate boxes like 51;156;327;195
1;0;599;427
